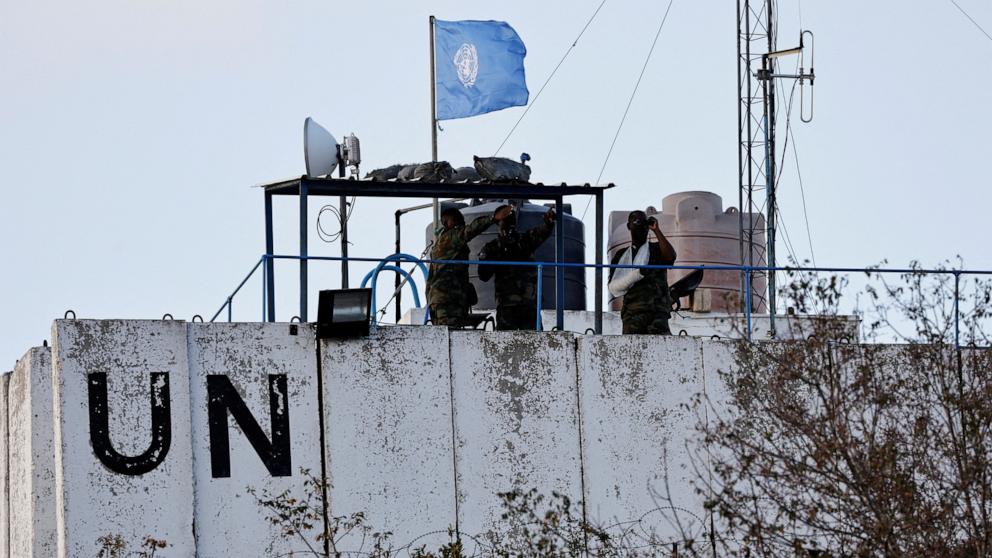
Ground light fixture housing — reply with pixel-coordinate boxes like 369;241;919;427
316;288;372;339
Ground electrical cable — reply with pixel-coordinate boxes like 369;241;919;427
947;0;992;43
773;0;817;271
594;0;675;189
494;0;609;156
772;61;817;268
765;73;817;298
789;123;817;268
316;205;344;242
316;197;357;244
775;207;801;268
773;76;799;187
581;0;675;222
768;4;822;285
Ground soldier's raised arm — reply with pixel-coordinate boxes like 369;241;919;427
521;209;556;253
648;216;676;263
463;205;513;243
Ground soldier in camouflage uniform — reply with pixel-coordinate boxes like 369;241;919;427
608;210;677;334
478;206;556;331
427;205;513;327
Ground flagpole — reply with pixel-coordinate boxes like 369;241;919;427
429;15;440;231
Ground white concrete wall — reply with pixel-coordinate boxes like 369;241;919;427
8;354;32;558
450;331;584;542
8;347;56;558
3;321;749;556
577;336;708;542
52;320;195;557
188;322;323;557
322;326;457;553
539;310;623;334
0;372;9;558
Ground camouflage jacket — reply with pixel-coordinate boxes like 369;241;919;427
477;220;554;308
426;215;495;307
609;242;675;318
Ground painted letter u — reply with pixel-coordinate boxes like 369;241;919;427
87;372;172;476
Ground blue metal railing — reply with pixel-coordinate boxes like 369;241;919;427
210;253;992;345
210;255;266;323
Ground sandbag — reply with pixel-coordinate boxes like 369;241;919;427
397;164;419;182
364;164;408;181
452;166;481;182
413;161;454;183
473;156;532;183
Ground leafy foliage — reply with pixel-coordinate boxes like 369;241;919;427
96;534;168;557
253;477;680;556
249;468;395;557
667;264;992;557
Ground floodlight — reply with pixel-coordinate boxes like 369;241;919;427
304;117;339;177
317;288;372;339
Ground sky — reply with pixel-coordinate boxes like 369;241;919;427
1;0;991;366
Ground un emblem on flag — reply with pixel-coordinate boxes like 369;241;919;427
453;43;478;87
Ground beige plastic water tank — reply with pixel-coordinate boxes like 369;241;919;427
607;191;766;313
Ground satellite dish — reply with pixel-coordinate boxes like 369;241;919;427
304;117;339;177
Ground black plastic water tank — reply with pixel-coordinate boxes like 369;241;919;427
425;199;586;311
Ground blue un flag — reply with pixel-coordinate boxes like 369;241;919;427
434;19;529;121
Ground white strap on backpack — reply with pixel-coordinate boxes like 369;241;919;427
608;244;650;298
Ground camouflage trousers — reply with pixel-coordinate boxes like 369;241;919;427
429;304;470;328
621;310;672;335
496;304;538;331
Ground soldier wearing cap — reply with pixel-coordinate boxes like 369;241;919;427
608;210;677;334
427;205;513;327
478;205;556;330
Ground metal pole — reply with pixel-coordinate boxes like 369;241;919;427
300;181;309;321
744;271;753;340
340;194;349;289
227;297;232;323
555;196;565;330
338;164;349;289
264;191;276;322
536;264;544;331
594;191;604;334
954;272;961;348
395;211;403;323
765;0;777;336
736;0;746;314
429;15;440;232
762;55;777;337
313;339;332;557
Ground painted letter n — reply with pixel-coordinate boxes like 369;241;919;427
206;374;291;478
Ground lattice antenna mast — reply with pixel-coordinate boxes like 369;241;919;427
737;0;774;328
737;0;814;337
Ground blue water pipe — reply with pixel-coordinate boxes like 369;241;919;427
360;253;431;324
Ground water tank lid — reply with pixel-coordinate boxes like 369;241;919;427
661;191;723;215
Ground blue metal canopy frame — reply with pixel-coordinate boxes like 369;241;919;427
260;176;614;333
